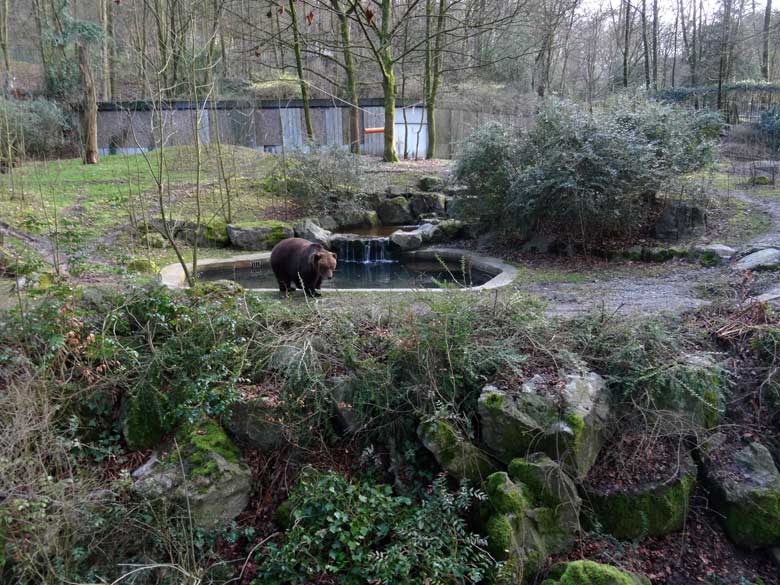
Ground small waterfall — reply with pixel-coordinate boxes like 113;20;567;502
331;235;396;264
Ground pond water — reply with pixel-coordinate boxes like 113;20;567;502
198;259;494;290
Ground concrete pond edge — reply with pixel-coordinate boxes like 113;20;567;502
159;247;519;293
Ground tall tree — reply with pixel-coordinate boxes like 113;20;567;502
717;0;733;110
330;0;360;153
762;0;772;79
77;42;99;164
288;0;314;141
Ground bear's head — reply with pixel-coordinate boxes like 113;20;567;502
314;251;337;280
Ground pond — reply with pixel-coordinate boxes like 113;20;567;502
198;259;494;290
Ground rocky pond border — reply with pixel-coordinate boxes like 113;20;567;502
159;247;519;293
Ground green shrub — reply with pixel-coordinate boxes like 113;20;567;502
0;98;72;161
454;97;716;243
266;147;367;216
257;470;496;584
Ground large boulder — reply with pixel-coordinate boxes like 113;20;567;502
390;229;423;251
224;396;286;451
653;201;706;240
483;461;580;583
701;434;780;549
417;419;497;483
149;218;229;247
121;386;166;451
419;175;446;192
541;561;651;585
478;372;610;480
409;192;447;217
583;451;696;539
293;218;331;248
227;221;293;250
132;419;251;529
333;208;379;230
377;196;414;225
437;219;467;240
732;248;780;272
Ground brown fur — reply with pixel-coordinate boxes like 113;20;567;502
270;237;337;297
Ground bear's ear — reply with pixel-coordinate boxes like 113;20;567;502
313;252;322;263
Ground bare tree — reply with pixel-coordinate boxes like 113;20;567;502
77;42;99;165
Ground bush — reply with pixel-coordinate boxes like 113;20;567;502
454;97;716;244
266;147;367;216
257;470;496;584
0;98;72;162
759;107;780;150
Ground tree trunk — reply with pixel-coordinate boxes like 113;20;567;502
0;0;10;84
380;0;398;162
641;0;651;89
101;0;111;100
652;0;658;90
717;0;732;111
78;43;99;165
288;0;314;142
762;0;772;79
623;0;631;87
332;0;359;153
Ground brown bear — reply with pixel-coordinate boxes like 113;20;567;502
270;237;337;297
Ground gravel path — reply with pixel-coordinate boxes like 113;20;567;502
517;174;780;317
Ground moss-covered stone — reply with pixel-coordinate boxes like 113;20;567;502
438;219;466;239
702;436;780;549
204;219;230;246
419;175;445;192
750;175;772;186
133;418;251;529
175;418;241;480
126;258;160;274
650;352;723;431
121;387;166;451
144;232;167;249
542;560;651;585
376;196;414;225
479;372;610;480
584;452;696;540
227;221;293;250
418;419;497;483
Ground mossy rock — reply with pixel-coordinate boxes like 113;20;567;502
227;221;294;250
126;258;160;274
438;219;466;239
121;387;166;451
542;561;651;585
133;418;251;529
583;452;696;540
702;436;780;549
144;232;167;249
649;352;724;431
376;196;414;225
750;175;772;186
478;372;610;480
419;175;446;192
191;279;245;297
203;219;230;246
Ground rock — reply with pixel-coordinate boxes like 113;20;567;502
144;232;167;249
702;435;780;549
224;397;285;451
483;464;579;583
437;219;467;239
333;209;378;229
583;451;696;539
650;352;723;430
126;258;159;274
132;419;251;529
417;419;497;483
541;561;651;585
318;216;339;231
149;218;229;247
749;175;772;186
419;175;446;192
507;454;581;553
227;221;293;250
478;372;610;480
733;248;780;272
121;387;166;451
693;244;738;260
653;201;706;240
329;376;364;434
293;218;331;247
390;223;442;251
409;192;446;217
377;196;414;225
390;229;423;251
192;279;245;296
